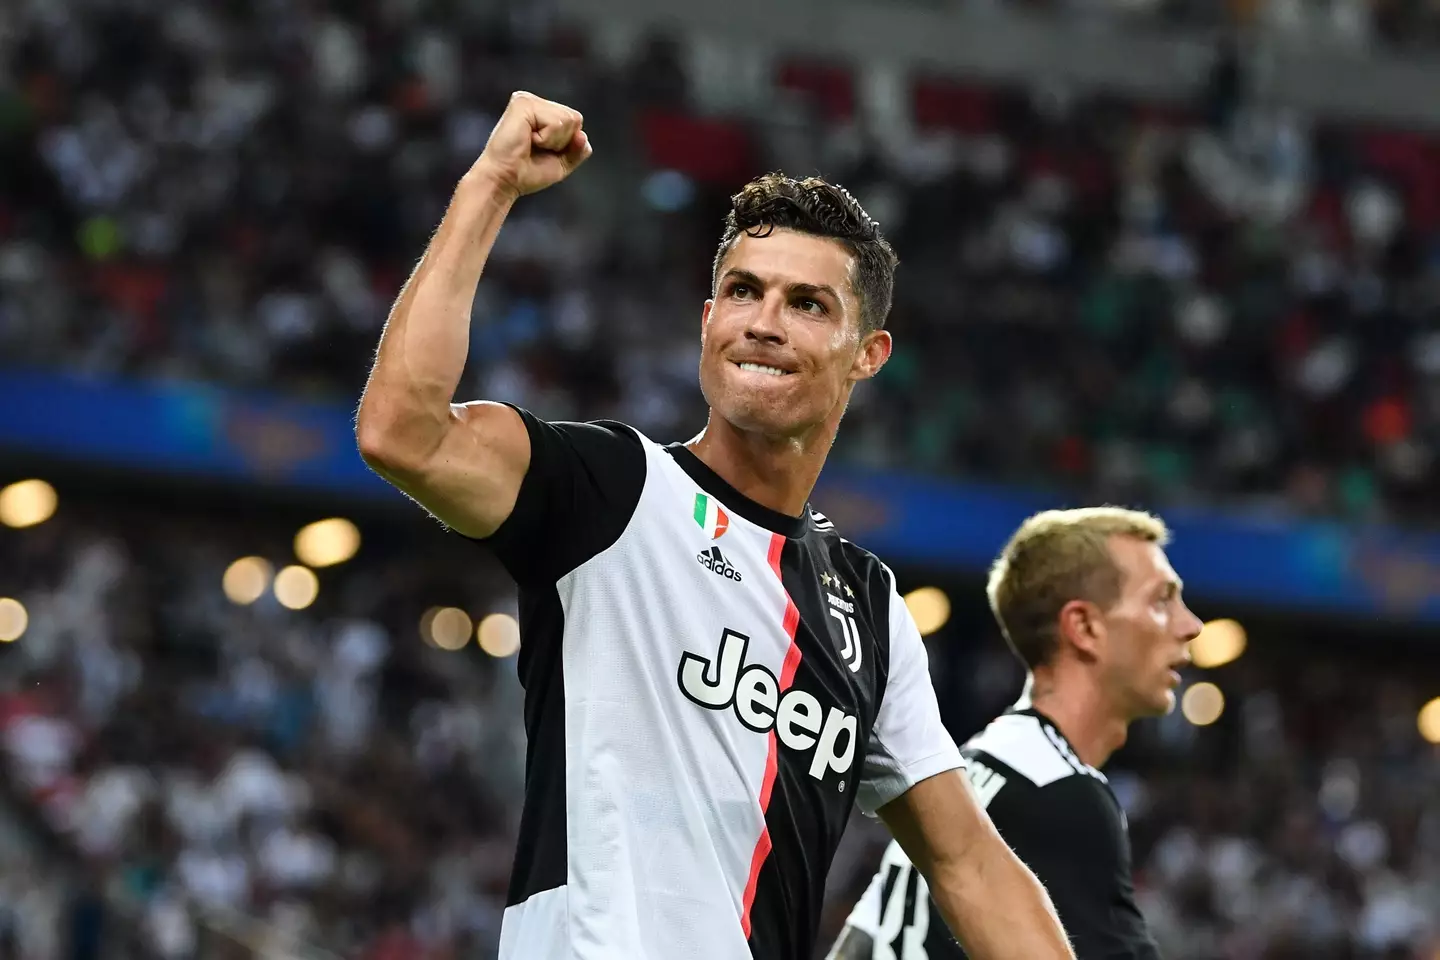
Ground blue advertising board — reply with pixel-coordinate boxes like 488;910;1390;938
0;369;393;498
3;368;1438;621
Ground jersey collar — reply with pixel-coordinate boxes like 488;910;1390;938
1004;688;1109;783
664;443;811;539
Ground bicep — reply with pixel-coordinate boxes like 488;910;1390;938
373;401;532;540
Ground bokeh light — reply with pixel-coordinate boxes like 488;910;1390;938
1182;682;1225;726
294;518;360;568
478;613;521;657
904;587;951;636
0;479;58;529
1418;698;1440;744
429;607;473;651
222;557;272;605
0;598;27;643
1190;619;1247;669
274;565;319;610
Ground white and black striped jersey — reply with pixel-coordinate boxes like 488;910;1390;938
478;409;963;960
829;704;1161;960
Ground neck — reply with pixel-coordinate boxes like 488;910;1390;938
686;413;837;518
1024;668;1131;769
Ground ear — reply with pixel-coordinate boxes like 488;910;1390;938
849;329;892;382
701;299;714;340
1056;598;1105;663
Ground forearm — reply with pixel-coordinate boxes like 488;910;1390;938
928;835;1072;960
357;170;516;461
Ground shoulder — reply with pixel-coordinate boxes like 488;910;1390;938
964;724;1123;854
964;717;1120;833
964;713;1105;791
479;411;652;585
820;528;900;618
519;411;648;457
510;411;650;492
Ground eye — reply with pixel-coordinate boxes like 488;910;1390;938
730;283;755;300
795;297;826;315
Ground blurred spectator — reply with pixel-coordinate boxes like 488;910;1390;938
8;2;1440;526
0;495;1435;958
0;496;525;959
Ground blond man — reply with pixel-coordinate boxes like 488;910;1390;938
830;507;1203;960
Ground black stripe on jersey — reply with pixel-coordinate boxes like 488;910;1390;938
478;410;649;908
890;866;923;959
745;536;894;960
879;863;902;920
504;585;569;907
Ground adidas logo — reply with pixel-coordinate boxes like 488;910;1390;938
697;545;743;582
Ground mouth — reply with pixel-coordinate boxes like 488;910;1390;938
731;360;795;378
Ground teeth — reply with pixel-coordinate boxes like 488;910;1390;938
739;363;787;377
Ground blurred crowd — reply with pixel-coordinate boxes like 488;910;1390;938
0;499;528;959
1033;0;1440;49
0;500;1437;958
6;0;1440;527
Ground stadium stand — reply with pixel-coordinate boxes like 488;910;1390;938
0;495;526;958
7;0;1440;524
3;1;1440;957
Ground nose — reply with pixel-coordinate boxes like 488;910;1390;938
1179;604;1203;645
744;292;787;345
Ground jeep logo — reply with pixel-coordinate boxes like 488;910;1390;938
678;629;856;781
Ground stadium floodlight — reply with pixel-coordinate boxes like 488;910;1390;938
0;598;26;643
294;518;361;568
0;479;58;529
1190;619;1247;669
904;586;951;636
274;565;319;610
223;557;273;605
478;613;521;657
1181;682;1225;726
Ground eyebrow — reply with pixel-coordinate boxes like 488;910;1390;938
720;269;842;305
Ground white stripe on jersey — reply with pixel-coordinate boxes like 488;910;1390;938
965;714;1075;788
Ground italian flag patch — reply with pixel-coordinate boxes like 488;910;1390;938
693;493;729;539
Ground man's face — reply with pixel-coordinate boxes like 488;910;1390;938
699;229;890;440
1096;537;1203;719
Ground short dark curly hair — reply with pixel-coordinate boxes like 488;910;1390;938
711;173;898;334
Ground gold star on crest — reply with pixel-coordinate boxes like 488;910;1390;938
843;582;854;598
821;571;833;587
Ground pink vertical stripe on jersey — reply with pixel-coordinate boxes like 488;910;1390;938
740;533;804;938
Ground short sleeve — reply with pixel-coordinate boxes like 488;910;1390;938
856;566;964;816
478;406;646;587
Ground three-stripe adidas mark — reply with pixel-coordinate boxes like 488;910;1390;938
697;545;743;582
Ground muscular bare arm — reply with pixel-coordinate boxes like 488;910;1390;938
355;92;591;537
879;770;1074;960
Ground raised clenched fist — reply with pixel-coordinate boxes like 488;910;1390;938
468;91;592;200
